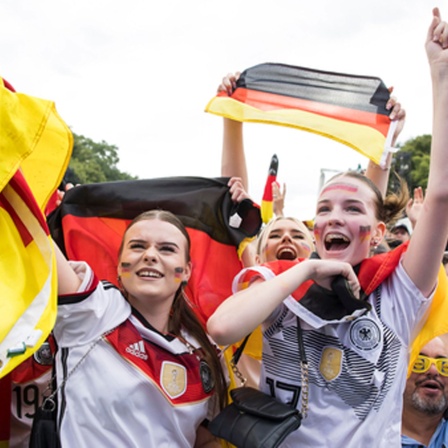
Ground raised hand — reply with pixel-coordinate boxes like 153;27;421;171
426;8;448;66
217;72;240;96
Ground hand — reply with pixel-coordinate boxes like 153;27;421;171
305;259;360;299
386;89;406;147
55;182;76;207
228;176;251;203
406;186;424;228
217;72;240;96
426;8;448;68
272;182;286;217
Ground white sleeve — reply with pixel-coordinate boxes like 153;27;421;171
379;260;434;346
54;262;130;347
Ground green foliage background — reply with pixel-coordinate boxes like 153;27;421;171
67;133;136;184
389;134;431;193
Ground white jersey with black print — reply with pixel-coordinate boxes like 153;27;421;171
53;261;218;448
232;260;433;448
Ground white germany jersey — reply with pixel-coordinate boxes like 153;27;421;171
233;261;433;448
54;261;217;448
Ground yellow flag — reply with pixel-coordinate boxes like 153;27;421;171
0;78;72;378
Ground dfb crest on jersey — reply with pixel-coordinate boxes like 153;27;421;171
319;347;343;381
33;341;53;365
349;318;381;351
161;361;187;398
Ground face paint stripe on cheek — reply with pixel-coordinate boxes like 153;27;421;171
359;225;371;242
299;242;312;256
174;267;184;283
264;246;275;258
120;262;132;277
313;225;321;242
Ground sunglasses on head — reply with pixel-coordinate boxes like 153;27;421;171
412;355;448;377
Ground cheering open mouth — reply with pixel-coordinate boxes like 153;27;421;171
136;268;163;279
276;246;298;260
324;233;350;251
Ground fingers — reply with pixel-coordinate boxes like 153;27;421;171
272;182;281;199
414;186;424;203
342;263;361;299
427;7;448;49
228;177;250;202
272;182;286;199
227;176;242;188
434;19;448;48
217;72;240;95
309;259;360;298
427;7;442;43
385;91;406;122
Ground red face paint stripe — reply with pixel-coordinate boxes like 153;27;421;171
321;183;358;194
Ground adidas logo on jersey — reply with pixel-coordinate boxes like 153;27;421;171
126;340;148;360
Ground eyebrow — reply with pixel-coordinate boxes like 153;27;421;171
420;352;448;359
158;241;180;248
128;238;146;245
128;239;179;248
269;228;306;235
317;198;365;206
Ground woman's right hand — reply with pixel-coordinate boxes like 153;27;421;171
304;259;360;299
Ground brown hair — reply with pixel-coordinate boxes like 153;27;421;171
329;171;409;225
120;210;228;409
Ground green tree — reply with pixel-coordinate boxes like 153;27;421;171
69;133;137;184
389;134;431;192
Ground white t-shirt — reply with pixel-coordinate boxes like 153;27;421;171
54;261;217;448
233;261;433;448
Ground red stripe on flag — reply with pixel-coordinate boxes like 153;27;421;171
0;192;34;247
0;170;50;247
262;174;277;202
219;88;390;137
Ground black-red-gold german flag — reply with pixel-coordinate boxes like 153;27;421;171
205;63;394;165
47;177;261;326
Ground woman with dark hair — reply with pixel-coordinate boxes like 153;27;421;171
54;209;227;447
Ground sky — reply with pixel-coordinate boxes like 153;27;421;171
0;0;441;219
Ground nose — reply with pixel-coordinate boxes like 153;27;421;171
281;233;292;242
427;360;440;376
143;246;157;262
327;209;344;226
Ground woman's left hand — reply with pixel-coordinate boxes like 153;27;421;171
228;176;251;203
